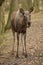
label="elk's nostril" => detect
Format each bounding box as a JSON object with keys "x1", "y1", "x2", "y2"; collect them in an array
[{"x1": 28, "y1": 22, "x2": 31, "y2": 27}]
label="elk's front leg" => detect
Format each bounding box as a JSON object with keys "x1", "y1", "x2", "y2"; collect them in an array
[
  {"x1": 24, "y1": 32, "x2": 27, "y2": 58},
  {"x1": 21, "y1": 33, "x2": 24, "y2": 55},
  {"x1": 16, "y1": 33, "x2": 19, "y2": 58}
]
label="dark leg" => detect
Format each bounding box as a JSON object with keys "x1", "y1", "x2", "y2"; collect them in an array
[
  {"x1": 11, "y1": 21, "x2": 15, "y2": 55},
  {"x1": 24, "y1": 32, "x2": 27, "y2": 58},
  {"x1": 21, "y1": 33, "x2": 24, "y2": 55},
  {"x1": 11, "y1": 31, "x2": 15, "y2": 55},
  {"x1": 16, "y1": 33, "x2": 19, "y2": 58}
]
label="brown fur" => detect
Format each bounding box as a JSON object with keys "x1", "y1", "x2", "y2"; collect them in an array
[{"x1": 11, "y1": 7, "x2": 33, "y2": 57}]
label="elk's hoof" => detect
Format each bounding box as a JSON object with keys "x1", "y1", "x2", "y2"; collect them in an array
[
  {"x1": 16, "y1": 54, "x2": 19, "y2": 58},
  {"x1": 24, "y1": 54, "x2": 28, "y2": 58},
  {"x1": 11, "y1": 52, "x2": 14, "y2": 55},
  {"x1": 22, "y1": 52, "x2": 25, "y2": 55}
]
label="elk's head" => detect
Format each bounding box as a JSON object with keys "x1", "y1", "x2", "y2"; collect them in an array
[{"x1": 24, "y1": 6, "x2": 34, "y2": 27}]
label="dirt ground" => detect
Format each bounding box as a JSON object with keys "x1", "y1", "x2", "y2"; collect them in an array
[{"x1": 0, "y1": 12, "x2": 43, "y2": 65}]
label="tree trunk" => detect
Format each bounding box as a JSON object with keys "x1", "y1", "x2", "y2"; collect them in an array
[
  {"x1": 34, "y1": 0, "x2": 39, "y2": 12},
  {"x1": 5, "y1": 0, "x2": 16, "y2": 31},
  {"x1": 27, "y1": 0, "x2": 32, "y2": 10},
  {"x1": 41, "y1": 0, "x2": 43, "y2": 10},
  {"x1": 0, "y1": 0, "x2": 5, "y2": 6},
  {"x1": 0, "y1": 6, "x2": 5, "y2": 34}
]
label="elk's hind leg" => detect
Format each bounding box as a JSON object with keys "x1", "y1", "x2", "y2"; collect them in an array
[
  {"x1": 16, "y1": 33, "x2": 19, "y2": 58},
  {"x1": 24, "y1": 32, "x2": 28, "y2": 58},
  {"x1": 21, "y1": 33, "x2": 24, "y2": 55},
  {"x1": 11, "y1": 20, "x2": 15, "y2": 55},
  {"x1": 11, "y1": 31, "x2": 15, "y2": 55}
]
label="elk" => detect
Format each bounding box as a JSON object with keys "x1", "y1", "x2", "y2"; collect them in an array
[{"x1": 11, "y1": 7, "x2": 33, "y2": 58}]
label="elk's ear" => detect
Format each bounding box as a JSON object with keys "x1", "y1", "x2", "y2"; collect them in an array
[
  {"x1": 29, "y1": 6, "x2": 34, "y2": 13},
  {"x1": 20, "y1": 8, "x2": 24, "y2": 15}
]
